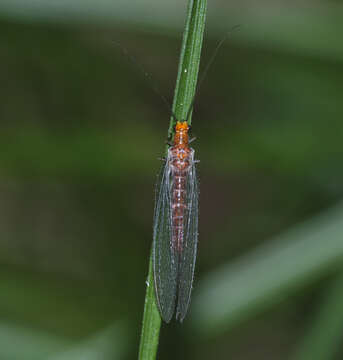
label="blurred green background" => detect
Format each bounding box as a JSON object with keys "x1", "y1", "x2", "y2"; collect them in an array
[{"x1": 1, "y1": 1, "x2": 343, "y2": 359}]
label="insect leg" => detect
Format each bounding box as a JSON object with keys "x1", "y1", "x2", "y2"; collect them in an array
[{"x1": 189, "y1": 137, "x2": 197, "y2": 143}]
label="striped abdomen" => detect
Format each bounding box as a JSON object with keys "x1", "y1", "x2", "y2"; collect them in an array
[
  {"x1": 153, "y1": 120, "x2": 198, "y2": 322},
  {"x1": 170, "y1": 148, "x2": 191, "y2": 253}
]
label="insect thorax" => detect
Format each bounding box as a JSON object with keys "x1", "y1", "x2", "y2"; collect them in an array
[{"x1": 168, "y1": 147, "x2": 194, "y2": 172}]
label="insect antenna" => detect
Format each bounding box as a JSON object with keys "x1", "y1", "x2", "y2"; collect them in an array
[
  {"x1": 184, "y1": 25, "x2": 241, "y2": 124},
  {"x1": 112, "y1": 40, "x2": 179, "y2": 123}
]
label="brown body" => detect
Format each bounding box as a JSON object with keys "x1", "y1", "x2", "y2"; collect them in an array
[
  {"x1": 153, "y1": 120, "x2": 198, "y2": 322},
  {"x1": 168, "y1": 121, "x2": 193, "y2": 252}
]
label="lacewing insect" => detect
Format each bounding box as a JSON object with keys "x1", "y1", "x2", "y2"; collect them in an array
[
  {"x1": 112, "y1": 29, "x2": 239, "y2": 323},
  {"x1": 151, "y1": 29, "x2": 240, "y2": 322},
  {"x1": 153, "y1": 120, "x2": 198, "y2": 322}
]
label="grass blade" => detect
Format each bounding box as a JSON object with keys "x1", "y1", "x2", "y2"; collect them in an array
[
  {"x1": 138, "y1": 258, "x2": 161, "y2": 360},
  {"x1": 168, "y1": 0, "x2": 207, "y2": 136},
  {"x1": 138, "y1": 0, "x2": 207, "y2": 358}
]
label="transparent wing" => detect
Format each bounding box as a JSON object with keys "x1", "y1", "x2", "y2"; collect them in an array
[
  {"x1": 152, "y1": 155, "x2": 178, "y2": 323},
  {"x1": 176, "y1": 154, "x2": 199, "y2": 322}
]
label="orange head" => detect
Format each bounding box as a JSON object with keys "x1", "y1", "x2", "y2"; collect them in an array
[{"x1": 175, "y1": 121, "x2": 189, "y2": 133}]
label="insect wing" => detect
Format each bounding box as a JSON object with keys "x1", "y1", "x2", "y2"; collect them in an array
[
  {"x1": 176, "y1": 153, "x2": 198, "y2": 321},
  {"x1": 152, "y1": 157, "x2": 178, "y2": 322}
]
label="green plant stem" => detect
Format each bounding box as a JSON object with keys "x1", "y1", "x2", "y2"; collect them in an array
[
  {"x1": 138, "y1": 257, "x2": 161, "y2": 360},
  {"x1": 138, "y1": 0, "x2": 207, "y2": 359},
  {"x1": 168, "y1": 0, "x2": 207, "y2": 137}
]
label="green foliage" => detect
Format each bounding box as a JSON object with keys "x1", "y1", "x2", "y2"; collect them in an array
[
  {"x1": 191, "y1": 202, "x2": 343, "y2": 336},
  {"x1": 0, "y1": 1, "x2": 343, "y2": 360},
  {"x1": 293, "y1": 270, "x2": 343, "y2": 360}
]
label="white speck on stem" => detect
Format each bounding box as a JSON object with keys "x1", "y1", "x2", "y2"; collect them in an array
[
  {"x1": 146, "y1": 279, "x2": 150, "y2": 287},
  {"x1": 184, "y1": 68, "x2": 187, "y2": 73}
]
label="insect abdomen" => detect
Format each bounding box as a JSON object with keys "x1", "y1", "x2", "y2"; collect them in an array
[{"x1": 171, "y1": 169, "x2": 188, "y2": 252}]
